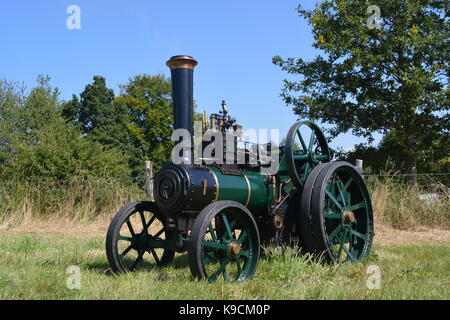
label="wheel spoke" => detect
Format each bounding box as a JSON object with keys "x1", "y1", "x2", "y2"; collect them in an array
[
  {"x1": 336, "y1": 179, "x2": 347, "y2": 206},
  {"x1": 139, "y1": 211, "x2": 146, "y2": 230},
  {"x1": 324, "y1": 210, "x2": 341, "y2": 219},
  {"x1": 222, "y1": 214, "x2": 234, "y2": 239},
  {"x1": 130, "y1": 251, "x2": 144, "y2": 270},
  {"x1": 144, "y1": 215, "x2": 156, "y2": 231},
  {"x1": 328, "y1": 224, "x2": 342, "y2": 242},
  {"x1": 237, "y1": 231, "x2": 248, "y2": 244},
  {"x1": 119, "y1": 244, "x2": 133, "y2": 258},
  {"x1": 348, "y1": 202, "x2": 365, "y2": 211},
  {"x1": 204, "y1": 241, "x2": 227, "y2": 251},
  {"x1": 118, "y1": 235, "x2": 132, "y2": 241},
  {"x1": 236, "y1": 259, "x2": 242, "y2": 274},
  {"x1": 325, "y1": 190, "x2": 343, "y2": 210},
  {"x1": 294, "y1": 155, "x2": 308, "y2": 160},
  {"x1": 296, "y1": 129, "x2": 308, "y2": 152},
  {"x1": 336, "y1": 232, "x2": 346, "y2": 259},
  {"x1": 126, "y1": 219, "x2": 135, "y2": 236},
  {"x1": 349, "y1": 228, "x2": 368, "y2": 241},
  {"x1": 149, "y1": 248, "x2": 160, "y2": 265},
  {"x1": 203, "y1": 251, "x2": 215, "y2": 265},
  {"x1": 209, "y1": 258, "x2": 230, "y2": 281},
  {"x1": 343, "y1": 177, "x2": 354, "y2": 191},
  {"x1": 239, "y1": 249, "x2": 249, "y2": 257},
  {"x1": 153, "y1": 227, "x2": 165, "y2": 239},
  {"x1": 308, "y1": 131, "x2": 316, "y2": 153},
  {"x1": 342, "y1": 244, "x2": 357, "y2": 262},
  {"x1": 301, "y1": 162, "x2": 311, "y2": 184},
  {"x1": 208, "y1": 223, "x2": 218, "y2": 241}
]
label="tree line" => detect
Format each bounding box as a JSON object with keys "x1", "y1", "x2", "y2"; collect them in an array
[{"x1": 0, "y1": 74, "x2": 174, "y2": 183}]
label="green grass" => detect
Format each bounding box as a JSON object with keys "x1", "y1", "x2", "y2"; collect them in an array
[{"x1": 0, "y1": 232, "x2": 448, "y2": 300}]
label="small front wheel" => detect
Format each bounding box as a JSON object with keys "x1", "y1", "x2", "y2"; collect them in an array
[
  {"x1": 188, "y1": 201, "x2": 260, "y2": 282},
  {"x1": 106, "y1": 201, "x2": 175, "y2": 273}
]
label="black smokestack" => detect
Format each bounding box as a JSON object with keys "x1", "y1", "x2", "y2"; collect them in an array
[{"x1": 166, "y1": 55, "x2": 198, "y2": 136}]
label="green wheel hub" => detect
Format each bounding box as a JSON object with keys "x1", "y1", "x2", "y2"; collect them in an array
[{"x1": 188, "y1": 201, "x2": 260, "y2": 282}]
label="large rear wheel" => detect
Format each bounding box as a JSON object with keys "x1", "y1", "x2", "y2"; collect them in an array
[{"x1": 298, "y1": 162, "x2": 374, "y2": 262}]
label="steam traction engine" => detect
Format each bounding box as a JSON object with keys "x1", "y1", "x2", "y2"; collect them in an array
[{"x1": 105, "y1": 56, "x2": 374, "y2": 282}]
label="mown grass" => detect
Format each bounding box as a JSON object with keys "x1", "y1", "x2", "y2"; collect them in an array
[{"x1": 0, "y1": 232, "x2": 448, "y2": 300}]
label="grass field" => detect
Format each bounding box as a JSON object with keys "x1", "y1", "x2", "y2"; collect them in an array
[
  {"x1": 0, "y1": 178, "x2": 448, "y2": 300},
  {"x1": 0, "y1": 223, "x2": 449, "y2": 300}
]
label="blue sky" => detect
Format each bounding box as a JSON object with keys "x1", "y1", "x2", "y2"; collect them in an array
[{"x1": 0, "y1": 0, "x2": 381, "y2": 150}]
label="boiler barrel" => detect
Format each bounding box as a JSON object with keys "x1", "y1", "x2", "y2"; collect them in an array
[
  {"x1": 154, "y1": 163, "x2": 269, "y2": 216},
  {"x1": 207, "y1": 166, "x2": 269, "y2": 211}
]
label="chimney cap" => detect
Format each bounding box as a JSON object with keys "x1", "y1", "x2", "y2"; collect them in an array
[{"x1": 166, "y1": 55, "x2": 198, "y2": 70}]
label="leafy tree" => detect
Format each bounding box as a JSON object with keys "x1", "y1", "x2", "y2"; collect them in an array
[
  {"x1": 116, "y1": 74, "x2": 174, "y2": 176},
  {"x1": 62, "y1": 76, "x2": 133, "y2": 173},
  {"x1": 62, "y1": 76, "x2": 131, "y2": 150},
  {"x1": 0, "y1": 77, "x2": 129, "y2": 181},
  {"x1": 339, "y1": 129, "x2": 449, "y2": 175},
  {"x1": 273, "y1": 0, "x2": 449, "y2": 177},
  {"x1": 63, "y1": 76, "x2": 115, "y2": 134}
]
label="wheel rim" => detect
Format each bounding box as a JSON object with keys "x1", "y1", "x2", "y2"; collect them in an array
[
  {"x1": 115, "y1": 207, "x2": 171, "y2": 271},
  {"x1": 285, "y1": 121, "x2": 330, "y2": 188},
  {"x1": 322, "y1": 166, "x2": 373, "y2": 262},
  {"x1": 201, "y1": 209, "x2": 259, "y2": 282}
]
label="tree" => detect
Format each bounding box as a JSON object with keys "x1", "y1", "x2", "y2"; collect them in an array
[
  {"x1": 273, "y1": 0, "x2": 449, "y2": 177},
  {"x1": 62, "y1": 76, "x2": 130, "y2": 148},
  {"x1": 339, "y1": 129, "x2": 450, "y2": 175},
  {"x1": 116, "y1": 74, "x2": 174, "y2": 176},
  {"x1": 62, "y1": 76, "x2": 132, "y2": 172},
  {"x1": 0, "y1": 77, "x2": 130, "y2": 181},
  {"x1": 63, "y1": 76, "x2": 115, "y2": 134}
]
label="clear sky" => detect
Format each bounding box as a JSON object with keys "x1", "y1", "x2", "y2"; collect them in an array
[{"x1": 0, "y1": 0, "x2": 381, "y2": 150}]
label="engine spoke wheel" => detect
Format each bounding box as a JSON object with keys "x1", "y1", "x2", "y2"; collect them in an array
[
  {"x1": 106, "y1": 201, "x2": 175, "y2": 273},
  {"x1": 285, "y1": 121, "x2": 331, "y2": 189},
  {"x1": 188, "y1": 201, "x2": 260, "y2": 282},
  {"x1": 299, "y1": 162, "x2": 374, "y2": 263}
]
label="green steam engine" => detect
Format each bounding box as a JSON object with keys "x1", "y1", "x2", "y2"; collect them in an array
[{"x1": 105, "y1": 56, "x2": 374, "y2": 282}]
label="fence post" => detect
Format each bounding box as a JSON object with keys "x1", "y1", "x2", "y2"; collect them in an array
[
  {"x1": 355, "y1": 159, "x2": 363, "y2": 169},
  {"x1": 355, "y1": 159, "x2": 364, "y2": 178},
  {"x1": 145, "y1": 160, "x2": 154, "y2": 201}
]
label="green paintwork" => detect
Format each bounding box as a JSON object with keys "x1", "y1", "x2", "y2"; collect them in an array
[
  {"x1": 201, "y1": 210, "x2": 259, "y2": 282},
  {"x1": 207, "y1": 166, "x2": 270, "y2": 212},
  {"x1": 202, "y1": 121, "x2": 331, "y2": 214},
  {"x1": 323, "y1": 166, "x2": 373, "y2": 262}
]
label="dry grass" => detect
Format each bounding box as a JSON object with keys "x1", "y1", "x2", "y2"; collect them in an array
[
  {"x1": 1, "y1": 177, "x2": 448, "y2": 237},
  {"x1": 0, "y1": 179, "x2": 146, "y2": 227},
  {"x1": 368, "y1": 177, "x2": 449, "y2": 230}
]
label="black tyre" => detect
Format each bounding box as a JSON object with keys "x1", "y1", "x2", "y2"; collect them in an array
[
  {"x1": 188, "y1": 201, "x2": 260, "y2": 282},
  {"x1": 106, "y1": 201, "x2": 175, "y2": 273},
  {"x1": 297, "y1": 162, "x2": 329, "y2": 252},
  {"x1": 298, "y1": 162, "x2": 374, "y2": 262}
]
